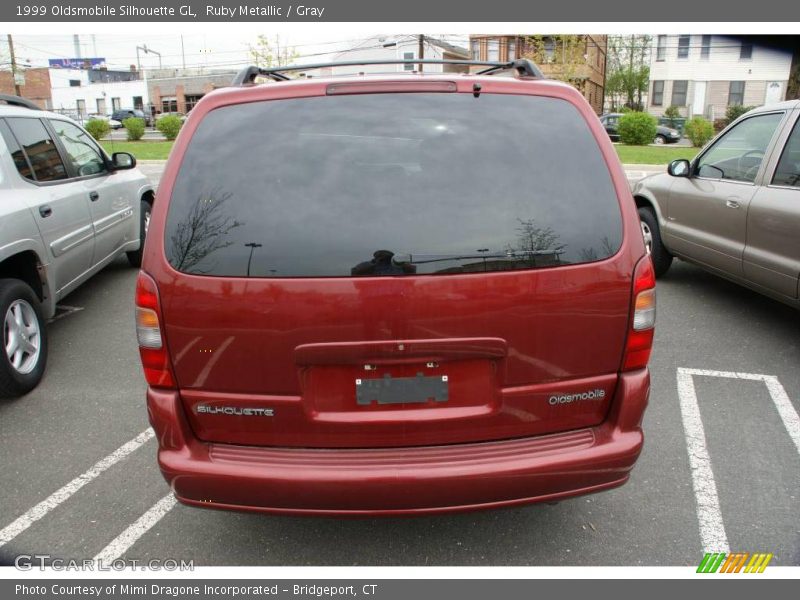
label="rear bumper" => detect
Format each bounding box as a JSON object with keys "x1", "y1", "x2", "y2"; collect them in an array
[{"x1": 147, "y1": 369, "x2": 649, "y2": 516}]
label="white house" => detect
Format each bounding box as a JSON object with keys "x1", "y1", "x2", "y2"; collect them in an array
[
  {"x1": 647, "y1": 35, "x2": 793, "y2": 120},
  {"x1": 49, "y1": 68, "x2": 149, "y2": 120},
  {"x1": 319, "y1": 35, "x2": 469, "y2": 76}
]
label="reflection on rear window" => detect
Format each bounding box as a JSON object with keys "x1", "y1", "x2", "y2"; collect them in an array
[{"x1": 165, "y1": 92, "x2": 622, "y2": 277}]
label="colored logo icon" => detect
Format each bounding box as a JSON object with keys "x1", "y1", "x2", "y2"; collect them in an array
[{"x1": 697, "y1": 552, "x2": 773, "y2": 573}]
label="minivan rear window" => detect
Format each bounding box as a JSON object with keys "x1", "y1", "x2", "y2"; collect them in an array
[{"x1": 165, "y1": 92, "x2": 622, "y2": 277}]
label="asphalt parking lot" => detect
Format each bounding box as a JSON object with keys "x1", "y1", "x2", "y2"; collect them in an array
[{"x1": 0, "y1": 166, "x2": 798, "y2": 567}]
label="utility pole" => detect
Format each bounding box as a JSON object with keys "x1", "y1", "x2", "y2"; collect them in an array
[
  {"x1": 7, "y1": 35, "x2": 21, "y2": 96},
  {"x1": 418, "y1": 34, "x2": 424, "y2": 72}
]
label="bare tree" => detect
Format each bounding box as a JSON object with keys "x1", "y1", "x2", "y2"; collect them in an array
[{"x1": 169, "y1": 188, "x2": 243, "y2": 273}]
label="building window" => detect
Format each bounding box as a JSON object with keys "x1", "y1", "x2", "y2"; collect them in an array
[
  {"x1": 507, "y1": 39, "x2": 516, "y2": 61},
  {"x1": 111, "y1": 97, "x2": 121, "y2": 111},
  {"x1": 403, "y1": 51, "x2": 415, "y2": 71},
  {"x1": 677, "y1": 35, "x2": 690, "y2": 59},
  {"x1": 656, "y1": 35, "x2": 666, "y2": 61},
  {"x1": 701, "y1": 35, "x2": 711, "y2": 59},
  {"x1": 729, "y1": 81, "x2": 745, "y2": 106},
  {"x1": 96, "y1": 98, "x2": 106, "y2": 114},
  {"x1": 487, "y1": 39, "x2": 499, "y2": 62},
  {"x1": 740, "y1": 43, "x2": 753, "y2": 60},
  {"x1": 185, "y1": 94, "x2": 203, "y2": 113},
  {"x1": 76, "y1": 99, "x2": 86, "y2": 117},
  {"x1": 672, "y1": 80, "x2": 688, "y2": 106},
  {"x1": 69, "y1": 79, "x2": 81, "y2": 87},
  {"x1": 652, "y1": 81, "x2": 665, "y2": 106},
  {"x1": 161, "y1": 97, "x2": 178, "y2": 113},
  {"x1": 132, "y1": 96, "x2": 143, "y2": 110},
  {"x1": 471, "y1": 39, "x2": 479, "y2": 61}
]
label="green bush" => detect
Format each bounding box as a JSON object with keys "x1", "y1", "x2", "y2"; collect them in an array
[
  {"x1": 724, "y1": 104, "x2": 755, "y2": 126},
  {"x1": 618, "y1": 112, "x2": 658, "y2": 146},
  {"x1": 156, "y1": 115, "x2": 183, "y2": 141},
  {"x1": 122, "y1": 117, "x2": 145, "y2": 141},
  {"x1": 684, "y1": 117, "x2": 715, "y2": 147},
  {"x1": 84, "y1": 118, "x2": 110, "y2": 141},
  {"x1": 663, "y1": 105, "x2": 681, "y2": 128}
]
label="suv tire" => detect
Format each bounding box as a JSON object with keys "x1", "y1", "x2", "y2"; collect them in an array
[
  {"x1": 654, "y1": 134, "x2": 667, "y2": 145},
  {"x1": 127, "y1": 200, "x2": 152, "y2": 268},
  {"x1": 638, "y1": 207, "x2": 673, "y2": 277},
  {"x1": 0, "y1": 279, "x2": 48, "y2": 398}
]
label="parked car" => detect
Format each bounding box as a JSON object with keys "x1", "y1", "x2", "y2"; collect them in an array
[
  {"x1": 87, "y1": 113, "x2": 122, "y2": 129},
  {"x1": 155, "y1": 111, "x2": 188, "y2": 123},
  {"x1": 0, "y1": 95, "x2": 154, "y2": 397},
  {"x1": 111, "y1": 108, "x2": 151, "y2": 127},
  {"x1": 600, "y1": 112, "x2": 682, "y2": 144},
  {"x1": 136, "y1": 59, "x2": 655, "y2": 516},
  {"x1": 633, "y1": 100, "x2": 799, "y2": 307}
]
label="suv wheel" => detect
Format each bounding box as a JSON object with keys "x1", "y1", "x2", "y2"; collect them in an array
[
  {"x1": 653, "y1": 134, "x2": 667, "y2": 145},
  {"x1": 0, "y1": 279, "x2": 48, "y2": 398},
  {"x1": 638, "y1": 207, "x2": 673, "y2": 277},
  {"x1": 127, "y1": 200, "x2": 152, "y2": 268}
]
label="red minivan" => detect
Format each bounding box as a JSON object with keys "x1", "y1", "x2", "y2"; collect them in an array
[{"x1": 136, "y1": 59, "x2": 655, "y2": 516}]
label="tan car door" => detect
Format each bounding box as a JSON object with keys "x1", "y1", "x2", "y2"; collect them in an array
[
  {"x1": 743, "y1": 111, "x2": 800, "y2": 299},
  {"x1": 664, "y1": 111, "x2": 786, "y2": 276}
]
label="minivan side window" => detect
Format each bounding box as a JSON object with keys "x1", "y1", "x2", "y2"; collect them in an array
[
  {"x1": 4, "y1": 117, "x2": 68, "y2": 183},
  {"x1": 696, "y1": 112, "x2": 784, "y2": 183},
  {"x1": 49, "y1": 119, "x2": 108, "y2": 177},
  {"x1": 771, "y1": 117, "x2": 800, "y2": 188}
]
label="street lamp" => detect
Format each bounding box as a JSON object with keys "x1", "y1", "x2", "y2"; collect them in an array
[
  {"x1": 245, "y1": 243, "x2": 263, "y2": 277},
  {"x1": 136, "y1": 44, "x2": 162, "y2": 72}
]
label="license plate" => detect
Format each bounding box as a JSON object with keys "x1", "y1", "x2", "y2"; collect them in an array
[{"x1": 356, "y1": 373, "x2": 449, "y2": 405}]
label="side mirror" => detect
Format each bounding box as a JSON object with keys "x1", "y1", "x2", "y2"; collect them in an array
[
  {"x1": 668, "y1": 159, "x2": 691, "y2": 178},
  {"x1": 111, "y1": 152, "x2": 136, "y2": 170}
]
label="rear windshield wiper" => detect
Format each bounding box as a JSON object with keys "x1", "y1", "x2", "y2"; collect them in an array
[{"x1": 391, "y1": 250, "x2": 562, "y2": 266}]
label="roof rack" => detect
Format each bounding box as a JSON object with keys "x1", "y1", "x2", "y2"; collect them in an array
[
  {"x1": 0, "y1": 94, "x2": 42, "y2": 110},
  {"x1": 231, "y1": 59, "x2": 544, "y2": 86}
]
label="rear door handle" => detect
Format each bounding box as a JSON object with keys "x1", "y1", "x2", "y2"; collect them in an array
[
  {"x1": 39, "y1": 205, "x2": 52, "y2": 218},
  {"x1": 725, "y1": 199, "x2": 740, "y2": 209},
  {"x1": 89, "y1": 191, "x2": 99, "y2": 202}
]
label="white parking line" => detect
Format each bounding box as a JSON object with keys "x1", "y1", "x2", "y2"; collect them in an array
[
  {"x1": 676, "y1": 368, "x2": 729, "y2": 554},
  {"x1": 47, "y1": 304, "x2": 85, "y2": 323},
  {"x1": 0, "y1": 428, "x2": 154, "y2": 549},
  {"x1": 94, "y1": 494, "x2": 177, "y2": 563},
  {"x1": 676, "y1": 367, "x2": 800, "y2": 554}
]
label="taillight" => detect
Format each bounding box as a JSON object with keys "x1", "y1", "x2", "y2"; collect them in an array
[
  {"x1": 135, "y1": 271, "x2": 175, "y2": 388},
  {"x1": 622, "y1": 256, "x2": 656, "y2": 371}
]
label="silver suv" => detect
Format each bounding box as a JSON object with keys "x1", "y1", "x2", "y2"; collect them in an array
[
  {"x1": 633, "y1": 100, "x2": 800, "y2": 308},
  {"x1": 0, "y1": 95, "x2": 153, "y2": 397}
]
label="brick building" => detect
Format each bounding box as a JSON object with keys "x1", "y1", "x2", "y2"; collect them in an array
[
  {"x1": 468, "y1": 35, "x2": 607, "y2": 114},
  {"x1": 0, "y1": 68, "x2": 52, "y2": 108},
  {"x1": 147, "y1": 69, "x2": 238, "y2": 115}
]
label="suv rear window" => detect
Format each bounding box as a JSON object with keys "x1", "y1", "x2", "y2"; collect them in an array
[{"x1": 165, "y1": 92, "x2": 622, "y2": 277}]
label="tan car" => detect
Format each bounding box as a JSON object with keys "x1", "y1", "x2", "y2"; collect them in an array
[{"x1": 633, "y1": 100, "x2": 800, "y2": 308}]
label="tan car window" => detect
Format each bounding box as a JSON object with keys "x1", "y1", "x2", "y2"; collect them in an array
[
  {"x1": 772, "y1": 118, "x2": 800, "y2": 188},
  {"x1": 696, "y1": 112, "x2": 783, "y2": 183},
  {"x1": 50, "y1": 120, "x2": 108, "y2": 177}
]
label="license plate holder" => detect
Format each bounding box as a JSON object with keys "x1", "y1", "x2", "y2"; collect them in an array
[{"x1": 356, "y1": 373, "x2": 449, "y2": 405}]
